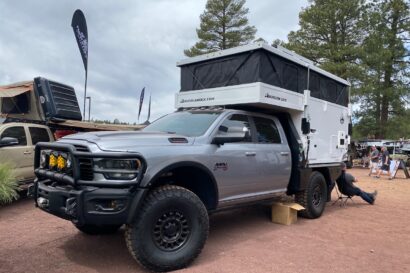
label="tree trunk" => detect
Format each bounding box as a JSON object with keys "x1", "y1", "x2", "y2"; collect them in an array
[{"x1": 379, "y1": 0, "x2": 400, "y2": 138}]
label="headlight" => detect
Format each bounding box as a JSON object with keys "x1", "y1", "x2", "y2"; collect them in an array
[
  {"x1": 40, "y1": 150, "x2": 48, "y2": 168},
  {"x1": 94, "y1": 159, "x2": 141, "y2": 180}
]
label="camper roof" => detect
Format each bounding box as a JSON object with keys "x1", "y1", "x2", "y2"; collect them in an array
[{"x1": 177, "y1": 42, "x2": 350, "y2": 87}]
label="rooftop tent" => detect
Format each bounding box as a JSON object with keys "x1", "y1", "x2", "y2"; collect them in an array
[
  {"x1": 0, "y1": 78, "x2": 82, "y2": 121},
  {"x1": 178, "y1": 43, "x2": 350, "y2": 107},
  {"x1": 33, "y1": 77, "x2": 82, "y2": 121},
  {"x1": 0, "y1": 81, "x2": 32, "y2": 115},
  {"x1": 0, "y1": 81, "x2": 32, "y2": 98}
]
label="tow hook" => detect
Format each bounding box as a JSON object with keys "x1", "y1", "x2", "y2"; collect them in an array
[
  {"x1": 65, "y1": 197, "x2": 77, "y2": 217},
  {"x1": 37, "y1": 197, "x2": 49, "y2": 209},
  {"x1": 27, "y1": 184, "x2": 35, "y2": 197}
]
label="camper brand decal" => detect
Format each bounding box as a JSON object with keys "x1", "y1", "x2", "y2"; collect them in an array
[
  {"x1": 180, "y1": 97, "x2": 215, "y2": 104},
  {"x1": 214, "y1": 162, "x2": 228, "y2": 171},
  {"x1": 265, "y1": 93, "x2": 287, "y2": 102}
]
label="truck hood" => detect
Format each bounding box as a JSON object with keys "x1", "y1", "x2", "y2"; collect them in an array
[{"x1": 60, "y1": 131, "x2": 195, "y2": 152}]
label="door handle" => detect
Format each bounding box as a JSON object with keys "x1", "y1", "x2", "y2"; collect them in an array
[
  {"x1": 280, "y1": 152, "x2": 290, "y2": 156},
  {"x1": 23, "y1": 151, "x2": 32, "y2": 155},
  {"x1": 245, "y1": 152, "x2": 256, "y2": 157}
]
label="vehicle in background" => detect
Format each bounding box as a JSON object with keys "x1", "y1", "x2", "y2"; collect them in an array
[
  {"x1": 0, "y1": 122, "x2": 54, "y2": 188},
  {"x1": 0, "y1": 78, "x2": 143, "y2": 188}
]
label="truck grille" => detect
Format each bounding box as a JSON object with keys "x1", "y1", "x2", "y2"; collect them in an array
[
  {"x1": 74, "y1": 145, "x2": 94, "y2": 181},
  {"x1": 79, "y1": 159, "x2": 94, "y2": 180}
]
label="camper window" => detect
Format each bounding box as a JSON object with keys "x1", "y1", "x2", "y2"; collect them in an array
[
  {"x1": 283, "y1": 64, "x2": 298, "y2": 92},
  {"x1": 1, "y1": 92, "x2": 30, "y2": 114},
  {"x1": 309, "y1": 72, "x2": 320, "y2": 98}
]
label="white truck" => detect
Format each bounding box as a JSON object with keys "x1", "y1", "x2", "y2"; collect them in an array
[{"x1": 31, "y1": 43, "x2": 351, "y2": 271}]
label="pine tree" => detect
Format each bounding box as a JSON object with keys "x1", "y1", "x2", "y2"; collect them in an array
[
  {"x1": 354, "y1": 0, "x2": 410, "y2": 138},
  {"x1": 286, "y1": 0, "x2": 366, "y2": 80},
  {"x1": 184, "y1": 0, "x2": 256, "y2": 57},
  {"x1": 285, "y1": 0, "x2": 410, "y2": 139}
]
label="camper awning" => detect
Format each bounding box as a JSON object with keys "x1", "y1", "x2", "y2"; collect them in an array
[{"x1": 0, "y1": 81, "x2": 33, "y2": 98}]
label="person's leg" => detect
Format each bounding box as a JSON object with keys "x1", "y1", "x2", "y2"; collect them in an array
[
  {"x1": 358, "y1": 190, "x2": 375, "y2": 204},
  {"x1": 369, "y1": 162, "x2": 377, "y2": 176}
]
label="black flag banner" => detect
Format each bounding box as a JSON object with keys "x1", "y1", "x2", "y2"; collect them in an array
[
  {"x1": 71, "y1": 10, "x2": 88, "y2": 70},
  {"x1": 138, "y1": 87, "x2": 145, "y2": 121},
  {"x1": 71, "y1": 9, "x2": 88, "y2": 120}
]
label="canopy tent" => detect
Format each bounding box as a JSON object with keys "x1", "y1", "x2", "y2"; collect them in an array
[{"x1": 0, "y1": 81, "x2": 33, "y2": 98}]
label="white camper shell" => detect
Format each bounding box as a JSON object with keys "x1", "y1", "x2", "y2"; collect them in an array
[{"x1": 175, "y1": 43, "x2": 351, "y2": 166}]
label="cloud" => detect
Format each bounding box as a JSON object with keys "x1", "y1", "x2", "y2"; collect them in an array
[{"x1": 0, "y1": 0, "x2": 307, "y2": 123}]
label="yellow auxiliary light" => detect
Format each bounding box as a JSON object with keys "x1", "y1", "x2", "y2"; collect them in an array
[
  {"x1": 57, "y1": 155, "x2": 66, "y2": 170},
  {"x1": 49, "y1": 154, "x2": 57, "y2": 168}
]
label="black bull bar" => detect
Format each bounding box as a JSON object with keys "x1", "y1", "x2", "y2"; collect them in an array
[{"x1": 34, "y1": 142, "x2": 146, "y2": 187}]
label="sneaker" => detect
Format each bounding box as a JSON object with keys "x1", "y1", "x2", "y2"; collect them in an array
[{"x1": 370, "y1": 190, "x2": 378, "y2": 205}]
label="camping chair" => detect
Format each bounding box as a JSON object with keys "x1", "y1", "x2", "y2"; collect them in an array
[{"x1": 332, "y1": 184, "x2": 354, "y2": 207}]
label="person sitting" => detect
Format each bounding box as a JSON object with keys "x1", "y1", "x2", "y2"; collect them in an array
[{"x1": 336, "y1": 162, "x2": 377, "y2": 205}]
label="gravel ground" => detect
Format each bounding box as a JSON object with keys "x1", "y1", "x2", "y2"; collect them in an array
[{"x1": 0, "y1": 168, "x2": 409, "y2": 273}]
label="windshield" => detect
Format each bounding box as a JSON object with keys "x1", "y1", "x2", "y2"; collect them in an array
[{"x1": 143, "y1": 111, "x2": 221, "y2": 137}]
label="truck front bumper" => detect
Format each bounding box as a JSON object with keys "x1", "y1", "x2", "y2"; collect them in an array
[{"x1": 30, "y1": 180, "x2": 138, "y2": 226}]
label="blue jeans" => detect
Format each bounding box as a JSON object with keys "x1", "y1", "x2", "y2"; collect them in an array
[{"x1": 358, "y1": 191, "x2": 374, "y2": 204}]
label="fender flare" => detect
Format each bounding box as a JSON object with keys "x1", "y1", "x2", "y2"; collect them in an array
[{"x1": 126, "y1": 161, "x2": 218, "y2": 224}]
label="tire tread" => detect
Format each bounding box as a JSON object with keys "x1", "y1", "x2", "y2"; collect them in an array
[{"x1": 125, "y1": 185, "x2": 209, "y2": 272}]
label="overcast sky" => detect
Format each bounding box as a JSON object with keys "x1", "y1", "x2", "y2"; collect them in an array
[{"x1": 0, "y1": 0, "x2": 308, "y2": 123}]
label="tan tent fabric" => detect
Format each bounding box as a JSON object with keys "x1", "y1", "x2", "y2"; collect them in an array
[{"x1": 0, "y1": 81, "x2": 33, "y2": 98}]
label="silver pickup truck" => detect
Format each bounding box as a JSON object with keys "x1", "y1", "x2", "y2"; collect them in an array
[{"x1": 31, "y1": 108, "x2": 337, "y2": 272}]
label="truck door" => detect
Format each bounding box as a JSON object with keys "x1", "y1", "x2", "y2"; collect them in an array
[
  {"x1": 212, "y1": 114, "x2": 264, "y2": 202},
  {"x1": 251, "y1": 116, "x2": 292, "y2": 192},
  {"x1": 0, "y1": 125, "x2": 33, "y2": 182}
]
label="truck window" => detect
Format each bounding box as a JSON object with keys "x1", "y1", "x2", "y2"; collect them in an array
[
  {"x1": 253, "y1": 117, "x2": 281, "y2": 144},
  {"x1": 219, "y1": 114, "x2": 252, "y2": 142},
  {"x1": 1, "y1": 126, "x2": 27, "y2": 146},
  {"x1": 29, "y1": 127, "x2": 50, "y2": 145},
  {"x1": 144, "y1": 111, "x2": 221, "y2": 137}
]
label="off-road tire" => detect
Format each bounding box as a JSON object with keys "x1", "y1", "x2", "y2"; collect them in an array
[
  {"x1": 295, "y1": 171, "x2": 327, "y2": 219},
  {"x1": 73, "y1": 223, "x2": 122, "y2": 235},
  {"x1": 125, "y1": 185, "x2": 209, "y2": 272}
]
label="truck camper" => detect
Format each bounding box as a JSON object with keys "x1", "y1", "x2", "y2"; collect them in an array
[{"x1": 32, "y1": 43, "x2": 352, "y2": 271}]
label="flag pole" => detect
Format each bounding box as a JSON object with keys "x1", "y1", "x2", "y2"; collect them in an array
[{"x1": 83, "y1": 71, "x2": 87, "y2": 120}]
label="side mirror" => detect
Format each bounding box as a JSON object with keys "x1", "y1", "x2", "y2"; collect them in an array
[
  {"x1": 302, "y1": 118, "x2": 310, "y2": 134},
  {"x1": 212, "y1": 126, "x2": 247, "y2": 145},
  {"x1": 0, "y1": 137, "x2": 19, "y2": 147},
  {"x1": 348, "y1": 123, "x2": 352, "y2": 136}
]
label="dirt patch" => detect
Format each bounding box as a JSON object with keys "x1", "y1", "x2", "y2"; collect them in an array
[{"x1": 0, "y1": 168, "x2": 409, "y2": 273}]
